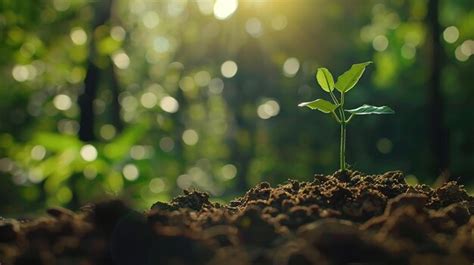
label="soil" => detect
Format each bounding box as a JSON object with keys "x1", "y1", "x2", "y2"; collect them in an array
[{"x1": 0, "y1": 170, "x2": 473, "y2": 265}]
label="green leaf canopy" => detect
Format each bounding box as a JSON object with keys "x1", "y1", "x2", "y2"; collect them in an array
[
  {"x1": 298, "y1": 99, "x2": 338, "y2": 113},
  {"x1": 335, "y1": 61, "x2": 372, "y2": 93},
  {"x1": 345, "y1": 104, "x2": 394, "y2": 115},
  {"x1": 316, "y1": 68, "x2": 335, "y2": 92}
]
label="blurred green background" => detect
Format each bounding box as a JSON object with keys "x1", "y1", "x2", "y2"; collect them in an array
[{"x1": 0, "y1": 0, "x2": 473, "y2": 215}]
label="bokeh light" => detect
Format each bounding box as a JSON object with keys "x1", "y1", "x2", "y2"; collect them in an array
[
  {"x1": 140, "y1": 92, "x2": 158, "y2": 109},
  {"x1": 443, "y1": 26, "x2": 459, "y2": 44},
  {"x1": 282, "y1": 57, "x2": 299, "y2": 77},
  {"x1": 246, "y1": 18, "x2": 263, "y2": 38},
  {"x1": 159, "y1": 137, "x2": 175, "y2": 152},
  {"x1": 12, "y1": 65, "x2": 34, "y2": 82},
  {"x1": 182, "y1": 129, "x2": 199, "y2": 146},
  {"x1": 100, "y1": 124, "x2": 117, "y2": 140},
  {"x1": 401, "y1": 44, "x2": 416, "y2": 59},
  {"x1": 110, "y1": 26, "x2": 126, "y2": 41},
  {"x1": 112, "y1": 51, "x2": 130, "y2": 69},
  {"x1": 80, "y1": 144, "x2": 98, "y2": 162},
  {"x1": 53, "y1": 0, "x2": 70, "y2": 11},
  {"x1": 373, "y1": 35, "x2": 389, "y2": 51},
  {"x1": 221, "y1": 60, "x2": 238, "y2": 78},
  {"x1": 160, "y1": 96, "x2": 179, "y2": 113},
  {"x1": 53, "y1": 94, "x2": 72, "y2": 111},
  {"x1": 149, "y1": 178, "x2": 166, "y2": 193},
  {"x1": 271, "y1": 15, "x2": 288, "y2": 31},
  {"x1": 376, "y1": 138, "x2": 393, "y2": 154},
  {"x1": 123, "y1": 164, "x2": 139, "y2": 181},
  {"x1": 70, "y1": 27, "x2": 87, "y2": 45},
  {"x1": 143, "y1": 11, "x2": 160, "y2": 29},
  {"x1": 257, "y1": 100, "x2": 280, "y2": 119},
  {"x1": 194, "y1": 71, "x2": 211, "y2": 87},
  {"x1": 208, "y1": 78, "x2": 224, "y2": 94},
  {"x1": 30, "y1": 145, "x2": 46, "y2": 161},
  {"x1": 221, "y1": 164, "x2": 237, "y2": 180},
  {"x1": 83, "y1": 165, "x2": 97, "y2": 180}
]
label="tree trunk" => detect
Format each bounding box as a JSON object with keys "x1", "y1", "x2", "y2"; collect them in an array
[
  {"x1": 426, "y1": 0, "x2": 450, "y2": 178},
  {"x1": 78, "y1": 0, "x2": 113, "y2": 141},
  {"x1": 79, "y1": 62, "x2": 99, "y2": 141},
  {"x1": 108, "y1": 66, "x2": 124, "y2": 133}
]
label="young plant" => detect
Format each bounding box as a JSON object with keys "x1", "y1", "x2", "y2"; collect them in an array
[{"x1": 298, "y1": 61, "x2": 394, "y2": 171}]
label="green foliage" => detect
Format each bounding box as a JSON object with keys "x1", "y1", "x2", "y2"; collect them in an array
[
  {"x1": 316, "y1": 68, "x2": 335, "y2": 92},
  {"x1": 299, "y1": 62, "x2": 394, "y2": 170},
  {"x1": 335, "y1": 62, "x2": 372, "y2": 93},
  {"x1": 345, "y1": 104, "x2": 395, "y2": 115},
  {"x1": 298, "y1": 99, "x2": 338, "y2": 113}
]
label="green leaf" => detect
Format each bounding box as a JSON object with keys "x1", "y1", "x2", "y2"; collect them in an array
[
  {"x1": 335, "y1": 61, "x2": 372, "y2": 93},
  {"x1": 345, "y1": 104, "x2": 394, "y2": 115},
  {"x1": 34, "y1": 133, "x2": 81, "y2": 152},
  {"x1": 103, "y1": 123, "x2": 148, "y2": 160},
  {"x1": 298, "y1": 99, "x2": 338, "y2": 113},
  {"x1": 316, "y1": 68, "x2": 335, "y2": 92}
]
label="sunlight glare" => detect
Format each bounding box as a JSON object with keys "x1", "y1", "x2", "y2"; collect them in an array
[{"x1": 214, "y1": 0, "x2": 238, "y2": 20}]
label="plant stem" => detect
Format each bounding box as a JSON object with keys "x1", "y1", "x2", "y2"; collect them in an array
[
  {"x1": 340, "y1": 121, "x2": 346, "y2": 170},
  {"x1": 346, "y1": 114, "x2": 354, "y2": 123},
  {"x1": 329, "y1": 90, "x2": 340, "y2": 105},
  {"x1": 339, "y1": 92, "x2": 347, "y2": 171},
  {"x1": 331, "y1": 111, "x2": 341, "y2": 123}
]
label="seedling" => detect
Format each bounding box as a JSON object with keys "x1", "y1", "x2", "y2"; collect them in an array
[{"x1": 298, "y1": 61, "x2": 394, "y2": 171}]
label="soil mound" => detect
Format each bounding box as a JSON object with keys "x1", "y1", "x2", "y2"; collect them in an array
[{"x1": 1, "y1": 171, "x2": 473, "y2": 265}]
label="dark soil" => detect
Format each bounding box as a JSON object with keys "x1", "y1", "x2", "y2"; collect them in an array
[{"x1": 1, "y1": 170, "x2": 473, "y2": 265}]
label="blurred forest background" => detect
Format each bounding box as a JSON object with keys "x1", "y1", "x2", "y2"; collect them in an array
[{"x1": 0, "y1": 0, "x2": 473, "y2": 215}]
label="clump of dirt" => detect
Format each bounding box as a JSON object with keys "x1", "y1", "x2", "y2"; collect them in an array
[{"x1": 0, "y1": 170, "x2": 473, "y2": 265}]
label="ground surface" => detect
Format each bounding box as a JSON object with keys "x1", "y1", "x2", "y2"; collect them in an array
[{"x1": 0, "y1": 170, "x2": 473, "y2": 265}]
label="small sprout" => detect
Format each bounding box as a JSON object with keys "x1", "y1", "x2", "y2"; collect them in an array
[{"x1": 298, "y1": 61, "x2": 394, "y2": 170}]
